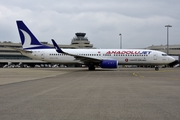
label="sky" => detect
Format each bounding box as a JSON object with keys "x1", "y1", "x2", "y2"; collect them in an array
[{"x1": 0, "y1": 0, "x2": 179, "y2": 49}]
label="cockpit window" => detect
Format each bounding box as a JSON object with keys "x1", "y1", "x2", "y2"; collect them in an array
[{"x1": 162, "y1": 54, "x2": 167, "y2": 56}]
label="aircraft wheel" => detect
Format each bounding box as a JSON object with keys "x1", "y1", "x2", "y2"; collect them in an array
[{"x1": 88, "y1": 65, "x2": 95, "y2": 70}]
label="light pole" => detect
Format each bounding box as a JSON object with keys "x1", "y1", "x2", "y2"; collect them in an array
[
  {"x1": 119, "y1": 34, "x2": 122, "y2": 49},
  {"x1": 165, "y1": 25, "x2": 172, "y2": 55}
]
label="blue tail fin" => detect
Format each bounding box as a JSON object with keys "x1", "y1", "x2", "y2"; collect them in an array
[{"x1": 16, "y1": 21, "x2": 52, "y2": 49}]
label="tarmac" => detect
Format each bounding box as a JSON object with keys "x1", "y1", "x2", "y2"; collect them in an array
[{"x1": 0, "y1": 67, "x2": 180, "y2": 120}]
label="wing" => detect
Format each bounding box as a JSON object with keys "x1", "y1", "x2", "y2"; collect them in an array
[{"x1": 51, "y1": 39, "x2": 102, "y2": 64}]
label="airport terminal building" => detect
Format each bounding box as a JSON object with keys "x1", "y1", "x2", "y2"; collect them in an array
[{"x1": 0, "y1": 33, "x2": 180, "y2": 67}]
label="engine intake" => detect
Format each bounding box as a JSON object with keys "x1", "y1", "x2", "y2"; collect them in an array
[{"x1": 100, "y1": 60, "x2": 118, "y2": 68}]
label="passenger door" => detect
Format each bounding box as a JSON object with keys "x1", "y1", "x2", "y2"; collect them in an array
[{"x1": 153, "y1": 53, "x2": 157, "y2": 60}]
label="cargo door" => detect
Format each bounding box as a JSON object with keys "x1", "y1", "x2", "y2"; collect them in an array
[{"x1": 41, "y1": 51, "x2": 45, "y2": 60}]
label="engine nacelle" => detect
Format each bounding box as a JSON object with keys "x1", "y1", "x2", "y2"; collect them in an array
[{"x1": 100, "y1": 60, "x2": 118, "y2": 68}]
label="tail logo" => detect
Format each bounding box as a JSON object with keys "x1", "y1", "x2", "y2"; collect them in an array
[{"x1": 19, "y1": 29, "x2": 41, "y2": 49}]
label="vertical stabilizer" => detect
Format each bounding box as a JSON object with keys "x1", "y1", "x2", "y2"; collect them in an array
[{"x1": 16, "y1": 21, "x2": 51, "y2": 49}]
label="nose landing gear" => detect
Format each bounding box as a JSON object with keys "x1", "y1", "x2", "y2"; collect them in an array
[{"x1": 155, "y1": 66, "x2": 159, "y2": 71}]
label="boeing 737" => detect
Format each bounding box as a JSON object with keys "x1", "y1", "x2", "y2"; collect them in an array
[{"x1": 16, "y1": 20, "x2": 175, "y2": 71}]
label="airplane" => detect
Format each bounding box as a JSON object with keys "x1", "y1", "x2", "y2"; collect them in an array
[{"x1": 16, "y1": 20, "x2": 175, "y2": 71}]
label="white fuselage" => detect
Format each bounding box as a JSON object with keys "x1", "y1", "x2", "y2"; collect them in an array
[{"x1": 21, "y1": 49, "x2": 175, "y2": 65}]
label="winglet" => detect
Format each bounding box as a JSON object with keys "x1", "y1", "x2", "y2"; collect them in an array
[{"x1": 51, "y1": 39, "x2": 64, "y2": 53}]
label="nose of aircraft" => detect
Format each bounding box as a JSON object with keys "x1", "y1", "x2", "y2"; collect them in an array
[{"x1": 168, "y1": 56, "x2": 176, "y2": 63}]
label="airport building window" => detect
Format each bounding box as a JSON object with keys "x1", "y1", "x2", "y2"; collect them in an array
[
  {"x1": 0, "y1": 50, "x2": 19, "y2": 53},
  {"x1": 0, "y1": 55, "x2": 32, "y2": 60}
]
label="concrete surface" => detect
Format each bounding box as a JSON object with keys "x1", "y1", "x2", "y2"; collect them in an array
[
  {"x1": 0, "y1": 68, "x2": 70, "y2": 85},
  {"x1": 0, "y1": 68, "x2": 180, "y2": 120}
]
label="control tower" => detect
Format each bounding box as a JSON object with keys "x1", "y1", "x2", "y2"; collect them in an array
[{"x1": 71, "y1": 33, "x2": 93, "y2": 48}]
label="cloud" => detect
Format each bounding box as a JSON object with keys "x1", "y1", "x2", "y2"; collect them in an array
[{"x1": 0, "y1": 0, "x2": 179, "y2": 48}]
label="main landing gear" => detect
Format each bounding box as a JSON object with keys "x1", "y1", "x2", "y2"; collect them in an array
[
  {"x1": 155, "y1": 66, "x2": 159, "y2": 71},
  {"x1": 88, "y1": 64, "x2": 95, "y2": 70}
]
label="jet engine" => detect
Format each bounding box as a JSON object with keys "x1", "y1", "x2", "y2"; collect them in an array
[{"x1": 100, "y1": 60, "x2": 118, "y2": 68}]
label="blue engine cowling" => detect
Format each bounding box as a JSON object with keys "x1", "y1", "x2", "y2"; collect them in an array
[{"x1": 100, "y1": 60, "x2": 118, "y2": 68}]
